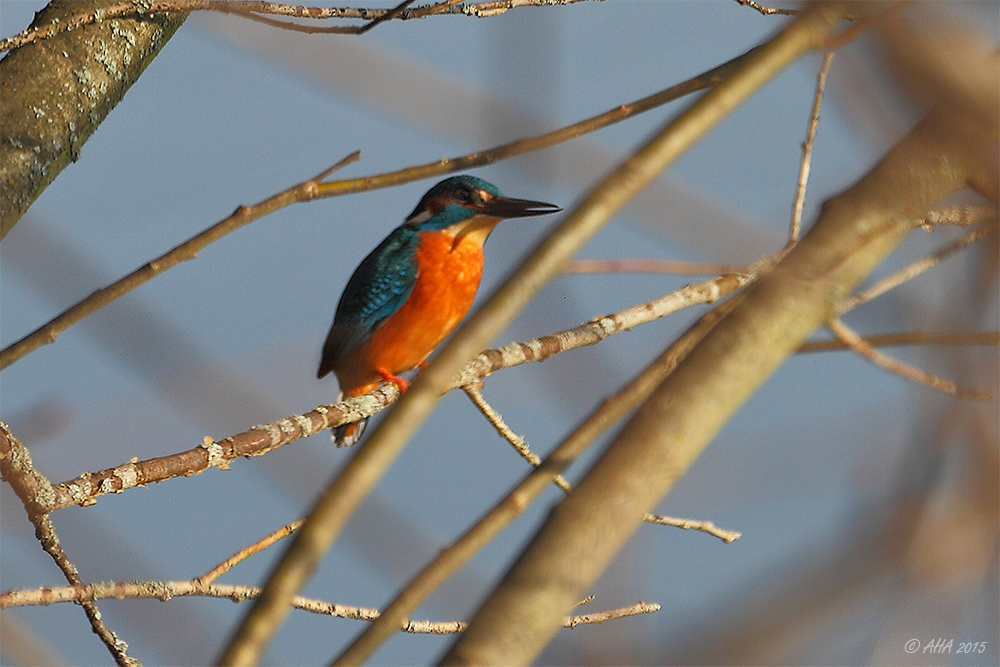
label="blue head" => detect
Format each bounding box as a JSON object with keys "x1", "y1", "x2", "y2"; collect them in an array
[{"x1": 404, "y1": 176, "x2": 560, "y2": 232}]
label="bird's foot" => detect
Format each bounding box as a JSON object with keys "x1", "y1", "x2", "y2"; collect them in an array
[{"x1": 376, "y1": 367, "x2": 409, "y2": 393}]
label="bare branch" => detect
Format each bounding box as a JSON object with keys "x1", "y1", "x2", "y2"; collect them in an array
[
  {"x1": 1, "y1": 45, "x2": 756, "y2": 371},
  {"x1": 789, "y1": 51, "x2": 835, "y2": 244},
  {"x1": 732, "y1": 0, "x2": 798, "y2": 17},
  {"x1": 839, "y1": 223, "x2": 997, "y2": 312},
  {"x1": 0, "y1": 151, "x2": 360, "y2": 371},
  {"x1": 0, "y1": 579, "x2": 658, "y2": 634},
  {"x1": 828, "y1": 317, "x2": 995, "y2": 401},
  {"x1": 48, "y1": 271, "x2": 752, "y2": 512},
  {"x1": 563, "y1": 259, "x2": 746, "y2": 275},
  {"x1": 332, "y1": 298, "x2": 741, "y2": 666},
  {"x1": 198, "y1": 519, "x2": 304, "y2": 586},
  {"x1": 799, "y1": 330, "x2": 999, "y2": 353},
  {"x1": 0, "y1": 0, "x2": 600, "y2": 52},
  {"x1": 0, "y1": 424, "x2": 139, "y2": 666},
  {"x1": 0, "y1": 2, "x2": 189, "y2": 237},
  {"x1": 922, "y1": 206, "x2": 997, "y2": 228},
  {"x1": 441, "y1": 9, "x2": 993, "y2": 660},
  {"x1": 464, "y1": 383, "x2": 741, "y2": 542}
]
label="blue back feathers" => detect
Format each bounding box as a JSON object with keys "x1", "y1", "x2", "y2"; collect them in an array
[{"x1": 318, "y1": 227, "x2": 419, "y2": 374}]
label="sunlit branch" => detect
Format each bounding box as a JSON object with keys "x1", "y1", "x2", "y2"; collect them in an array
[
  {"x1": 198, "y1": 519, "x2": 305, "y2": 586},
  {"x1": 0, "y1": 579, "x2": 659, "y2": 633},
  {"x1": 733, "y1": 0, "x2": 798, "y2": 17},
  {"x1": 0, "y1": 152, "x2": 360, "y2": 371},
  {"x1": 332, "y1": 297, "x2": 742, "y2": 666},
  {"x1": 46, "y1": 271, "x2": 753, "y2": 512},
  {"x1": 0, "y1": 0, "x2": 597, "y2": 51}
]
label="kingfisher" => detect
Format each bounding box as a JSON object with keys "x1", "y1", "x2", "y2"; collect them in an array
[{"x1": 318, "y1": 175, "x2": 561, "y2": 446}]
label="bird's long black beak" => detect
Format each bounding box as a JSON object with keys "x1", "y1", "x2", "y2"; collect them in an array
[{"x1": 481, "y1": 195, "x2": 561, "y2": 219}]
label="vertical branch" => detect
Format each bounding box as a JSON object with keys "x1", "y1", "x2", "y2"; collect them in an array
[
  {"x1": 789, "y1": 50, "x2": 835, "y2": 244},
  {"x1": 0, "y1": 423, "x2": 140, "y2": 666}
]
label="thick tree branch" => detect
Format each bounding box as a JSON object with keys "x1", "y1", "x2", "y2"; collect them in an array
[
  {"x1": 0, "y1": 1, "x2": 188, "y2": 238},
  {"x1": 441, "y1": 48, "x2": 997, "y2": 667},
  {"x1": 219, "y1": 6, "x2": 848, "y2": 664},
  {"x1": 333, "y1": 298, "x2": 742, "y2": 666}
]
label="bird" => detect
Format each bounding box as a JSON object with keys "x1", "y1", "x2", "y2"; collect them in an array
[{"x1": 318, "y1": 175, "x2": 561, "y2": 446}]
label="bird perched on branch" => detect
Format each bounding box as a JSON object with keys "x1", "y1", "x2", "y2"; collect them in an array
[{"x1": 318, "y1": 175, "x2": 561, "y2": 446}]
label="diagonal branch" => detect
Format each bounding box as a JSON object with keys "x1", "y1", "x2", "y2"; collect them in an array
[
  {"x1": 220, "y1": 7, "x2": 849, "y2": 665},
  {"x1": 47, "y1": 270, "x2": 752, "y2": 512},
  {"x1": 441, "y1": 74, "x2": 997, "y2": 667},
  {"x1": 333, "y1": 298, "x2": 741, "y2": 666},
  {"x1": 0, "y1": 1, "x2": 189, "y2": 238},
  {"x1": 828, "y1": 317, "x2": 995, "y2": 400},
  {"x1": 463, "y1": 383, "x2": 741, "y2": 541},
  {"x1": 1, "y1": 46, "x2": 755, "y2": 371}
]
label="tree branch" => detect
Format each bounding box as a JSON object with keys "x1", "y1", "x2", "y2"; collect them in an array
[
  {"x1": 47, "y1": 270, "x2": 751, "y2": 511},
  {"x1": 1, "y1": 45, "x2": 755, "y2": 371},
  {"x1": 0, "y1": 423, "x2": 140, "y2": 666},
  {"x1": 0, "y1": 0, "x2": 188, "y2": 238},
  {"x1": 0, "y1": 579, "x2": 658, "y2": 634},
  {"x1": 440, "y1": 9, "x2": 995, "y2": 665}
]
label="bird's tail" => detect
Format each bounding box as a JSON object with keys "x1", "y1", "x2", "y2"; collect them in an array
[
  {"x1": 332, "y1": 418, "x2": 367, "y2": 448},
  {"x1": 331, "y1": 391, "x2": 368, "y2": 447}
]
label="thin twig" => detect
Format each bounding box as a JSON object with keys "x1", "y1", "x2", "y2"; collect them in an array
[
  {"x1": 839, "y1": 224, "x2": 996, "y2": 312},
  {"x1": 732, "y1": 0, "x2": 798, "y2": 16},
  {"x1": 828, "y1": 317, "x2": 995, "y2": 401},
  {"x1": 799, "y1": 330, "x2": 999, "y2": 353},
  {"x1": 199, "y1": 519, "x2": 304, "y2": 585},
  {"x1": 463, "y1": 384, "x2": 741, "y2": 542},
  {"x1": 463, "y1": 383, "x2": 576, "y2": 494},
  {"x1": 564, "y1": 601, "x2": 661, "y2": 628},
  {"x1": 789, "y1": 51, "x2": 834, "y2": 244},
  {"x1": 640, "y1": 514, "x2": 742, "y2": 541},
  {"x1": 563, "y1": 259, "x2": 746, "y2": 275}
]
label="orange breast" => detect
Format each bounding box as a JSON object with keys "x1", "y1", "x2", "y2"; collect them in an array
[{"x1": 335, "y1": 229, "x2": 486, "y2": 395}]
